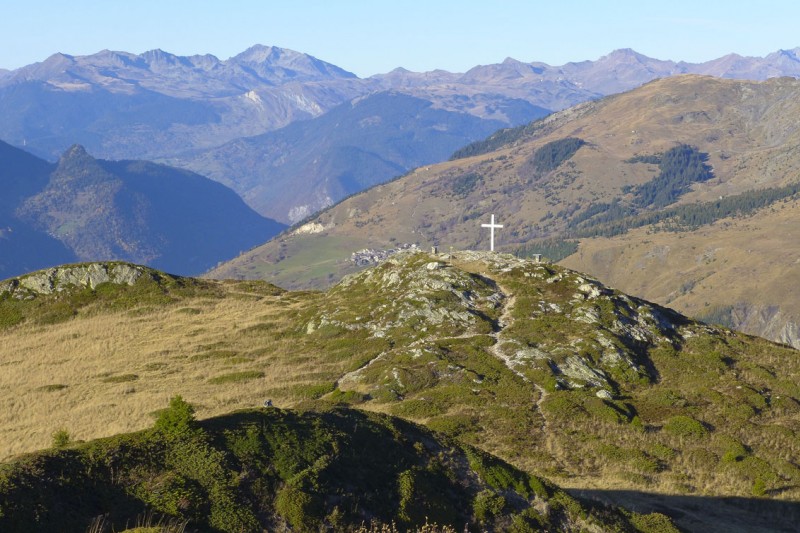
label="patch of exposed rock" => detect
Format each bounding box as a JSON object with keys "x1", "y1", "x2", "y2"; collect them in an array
[
  {"x1": 314, "y1": 251, "x2": 503, "y2": 339},
  {"x1": 0, "y1": 262, "x2": 153, "y2": 299},
  {"x1": 726, "y1": 302, "x2": 800, "y2": 349}
]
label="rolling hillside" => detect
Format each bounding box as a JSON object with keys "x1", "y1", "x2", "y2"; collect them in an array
[
  {"x1": 210, "y1": 75, "x2": 800, "y2": 346},
  {"x1": 2, "y1": 253, "x2": 800, "y2": 530}
]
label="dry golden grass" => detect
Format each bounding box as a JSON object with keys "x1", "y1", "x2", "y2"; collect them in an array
[
  {"x1": 562, "y1": 197, "x2": 800, "y2": 340},
  {"x1": 0, "y1": 285, "x2": 348, "y2": 461}
]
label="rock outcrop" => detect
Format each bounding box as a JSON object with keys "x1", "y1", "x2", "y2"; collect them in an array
[{"x1": 0, "y1": 262, "x2": 154, "y2": 299}]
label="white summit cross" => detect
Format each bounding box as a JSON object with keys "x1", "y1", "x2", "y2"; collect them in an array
[{"x1": 481, "y1": 214, "x2": 503, "y2": 252}]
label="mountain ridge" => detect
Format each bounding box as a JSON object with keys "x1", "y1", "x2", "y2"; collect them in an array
[
  {"x1": 169, "y1": 91, "x2": 519, "y2": 223},
  {"x1": 0, "y1": 141, "x2": 285, "y2": 278},
  {"x1": 4, "y1": 44, "x2": 800, "y2": 163}
]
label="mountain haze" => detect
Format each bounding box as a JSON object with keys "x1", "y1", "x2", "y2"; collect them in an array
[
  {"x1": 5, "y1": 45, "x2": 800, "y2": 227},
  {"x1": 170, "y1": 91, "x2": 516, "y2": 223},
  {"x1": 0, "y1": 45, "x2": 364, "y2": 160},
  {"x1": 1, "y1": 142, "x2": 285, "y2": 278},
  {"x1": 4, "y1": 44, "x2": 800, "y2": 163},
  {"x1": 0, "y1": 141, "x2": 78, "y2": 275}
]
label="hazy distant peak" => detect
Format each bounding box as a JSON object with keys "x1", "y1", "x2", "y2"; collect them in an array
[
  {"x1": 55, "y1": 145, "x2": 100, "y2": 175},
  {"x1": 46, "y1": 52, "x2": 75, "y2": 63},
  {"x1": 38, "y1": 52, "x2": 76, "y2": 71},
  {"x1": 767, "y1": 48, "x2": 800, "y2": 62},
  {"x1": 599, "y1": 48, "x2": 650, "y2": 63},
  {"x1": 230, "y1": 44, "x2": 357, "y2": 80},
  {"x1": 141, "y1": 48, "x2": 180, "y2": 63},
  {"x1": 232, "y1": 44, "x2": 287, "y2": 64}
]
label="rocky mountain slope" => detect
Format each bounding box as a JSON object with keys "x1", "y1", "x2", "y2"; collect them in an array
[
  {"x1": 0, "y1": 141, "x2": 285, "y2": 278},
  {"x1": 2, "y1": 253, "x2": 799, "y2": 530},
  {"x1": 0, "y1": 45, "x2": 364, "y2": 161},
  {"x1": 212, "y1": 75, "x2": 800, "y2": 347}
]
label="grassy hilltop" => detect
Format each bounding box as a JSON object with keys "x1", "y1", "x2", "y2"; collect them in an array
[{"x1": 1, "y1": 253, "x2": 800, "y2": 530}]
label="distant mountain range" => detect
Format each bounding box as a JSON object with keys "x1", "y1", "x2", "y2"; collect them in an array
[
  {"x1": 4, "y1": 45, "x2": 800, "y2": 161},
  {"x1": 212, "y1": 74, "x2": 800, "y2": 349},
  {"x1": 3, "y1": 45, "x2": 800, "y2": 222},
  {"x1": 0, "y1": 141, "x2": 284, "y2": 278}
]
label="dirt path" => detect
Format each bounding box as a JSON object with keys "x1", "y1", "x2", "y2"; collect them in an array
[{"x1": 485, "y1": 282, "x2": 550, "y2": 436}]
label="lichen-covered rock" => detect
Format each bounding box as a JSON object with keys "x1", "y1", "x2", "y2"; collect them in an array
[{"x1": 1, "y1": 262, "x2": 153, "y2": 299}]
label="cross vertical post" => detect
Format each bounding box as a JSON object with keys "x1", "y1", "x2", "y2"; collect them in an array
[{"x1": 481, "y1": 214, "x2": 503, "y2": 252}]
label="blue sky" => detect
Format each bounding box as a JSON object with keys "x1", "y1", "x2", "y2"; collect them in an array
[{"x1": 2, "y1": 1, "x2": 799, "y2": 77}]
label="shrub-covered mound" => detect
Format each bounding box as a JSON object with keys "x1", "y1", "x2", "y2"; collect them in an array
[{"x1": 0, "y1": 399, "x2": 672, "y2": 532}]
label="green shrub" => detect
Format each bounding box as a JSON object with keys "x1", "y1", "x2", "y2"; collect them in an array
[
  {"x1": 720, "y1": 438, "x2": 749, "y2": 463},
  {"x1": 528, "y1": 475, "x2": 549, "y2": 499},
  {"x1": 51, "y1": 428, "x2": 71, "y2": 448},
  {"x1": 132, "y1": 472, "x2": 204, "y2": 520},
  {"x1": 752, "y1": 478, "x2": 767, "y2": 497},
  {"x1": 154, "y1": 396, "x2": 196, "y2": 438},
  {"x1": 629, "y1": 512, "x2": 680, "y2": 532},
  {"x1": 274, "y1": 485, "x2": 322, "y2": 531},
  {"x1": 473, "y1": 489, "x2": 505, "y2": 523},
  {"x1": 323, "y1": 388, "x2": 367, "y2": 405},
  {"x1": 510, "y1": 508, "x2": 549, "y2": 532},
  {"x1": 397, "y1": 469, "x2": 416, "y2": 522},
  {"x1": 663, "y1": 415, "x2": 708, "y2": 439},
  {"x1": 426, "y1": 414, "x2": 477, "y2": 436}
]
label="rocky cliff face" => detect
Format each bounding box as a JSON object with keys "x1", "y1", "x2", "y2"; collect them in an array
[{"x1": 728, "y1": 302, "x2": 800, "y2": 349}]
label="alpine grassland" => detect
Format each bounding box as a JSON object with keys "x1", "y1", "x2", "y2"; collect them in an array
[{"x1": 1, "y1": 252, "x2": 799, "y2": 530}]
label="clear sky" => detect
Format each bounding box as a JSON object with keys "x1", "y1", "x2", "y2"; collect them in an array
[{"x1": 2, "y1": 0, "x2": 799, "y2": 77}]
